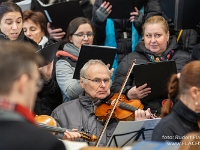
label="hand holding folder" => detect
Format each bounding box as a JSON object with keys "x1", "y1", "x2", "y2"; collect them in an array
[
  {"x1": 37, "y1": 0, "x2": 84, "y2": 32},
  {"x1": 103, "y1": 0, "x2": 147, "y2": 19},
  {"x1": 47, "y1": 23, "x2": 66, "y2": 41}
]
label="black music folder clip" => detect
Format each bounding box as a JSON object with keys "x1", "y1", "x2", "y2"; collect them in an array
[
  {"x1": 73, "y1": 45, "x2": 117, "y2": 79},
  {"x1": 103, "y1": 0, "x2": 147, "y2": 19},
  {"x1": 36, "y1": 41, "x2": 60, "y2": 67},
  {"x1": 37, "y1": 0, "x2": 84, "y2": 32},
  {"x1": 107, "y1": 118, "x2": 161, "y2": 147},
  {"x1": 133, "y1": 61, "x2": 177, "y2": 102}
]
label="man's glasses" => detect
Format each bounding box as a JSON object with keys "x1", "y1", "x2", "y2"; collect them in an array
[
  {"x1": 73, "y1": 32, "x2": 94, "y2": 40},
  {"x1": 82, "y1": 77, "x2": 111, "y2": 85}
]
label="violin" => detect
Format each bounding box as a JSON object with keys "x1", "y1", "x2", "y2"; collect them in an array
[
  {"x1": 95, "y1": 93, "x2": 144, "y2": 121},
  {"x1": 35, "y1": 115, "x2": 97, "y2": 142},
  {"x1": 95, "y1": 60, "x2": 138, "y2": 147}
]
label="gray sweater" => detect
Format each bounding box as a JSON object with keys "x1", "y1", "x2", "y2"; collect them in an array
[{"x1": 56, "y1": 43, "x2": 84, "y2": 102}]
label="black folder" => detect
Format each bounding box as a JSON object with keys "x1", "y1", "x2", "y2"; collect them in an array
[
  {"x1": 73, "y1": 45, "x2": 117, "y2": 79},
  {"x1": 37, "y1": 0, "x2": 84, "y2": 32},
  {"x1": 103, "y1": 0, "x2": 147, "y2": 19},
  {"x1": 132, "y1": 61, "x2": 177, "y2": 102},
  {"x1": 159, "y1": 0, "x2": 175, "y2": 22},
  {"x1": 36, "y1": 42, "x2": 60, "y2": 67},
  {"x1": 174, "y1": 0, "x2": 200, "y2": 30}
]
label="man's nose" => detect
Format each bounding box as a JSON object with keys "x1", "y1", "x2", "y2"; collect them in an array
[{"x1": 100, "y1": 80, "x2": 106, "y2": 87}]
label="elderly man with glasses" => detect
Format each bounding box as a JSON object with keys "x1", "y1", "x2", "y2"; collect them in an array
[
  {"x1": 52, "y1": 59, "x2": 151, "y2": 146},
  {"x1": 52, "y1": 59, "x2": 118, "y2": 146}
]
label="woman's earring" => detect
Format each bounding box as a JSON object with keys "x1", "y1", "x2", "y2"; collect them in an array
[{"x1": 195, "y1": 101, "x2": 199, "y2": 106}]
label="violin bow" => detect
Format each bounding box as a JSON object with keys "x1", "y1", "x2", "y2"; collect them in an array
[{"x1": 95, "y1": 59, "x2": 136, "y2": 147}]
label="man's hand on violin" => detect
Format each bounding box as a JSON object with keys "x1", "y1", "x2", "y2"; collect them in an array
[
  {"x1": 135, "y1": 108, "x2": 151, "y2": 121},
  {"x1": 127, "y1": 83, "x2": 151, "y2": 99},
  {"x1": 62, "y1": 129, "x2": 81, "y2": 141}
]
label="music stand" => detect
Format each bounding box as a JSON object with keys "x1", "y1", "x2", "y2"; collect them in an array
[{"x1": 107, "y1": 118, "x2": 161, "y2": 147}]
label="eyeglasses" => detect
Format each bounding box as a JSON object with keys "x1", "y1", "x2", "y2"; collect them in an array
[
  {"x1": 82, "y1": 77, "x2": 111, "y2": 85},
  {"x1": 73, "y1": 32, "x2": 94, "y2": 39}
]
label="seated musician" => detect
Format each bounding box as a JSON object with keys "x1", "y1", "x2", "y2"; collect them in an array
[
  {"x1": 0, "y1": 41, "x2": 66, "y2": 150},
  {"x1": 51, "y1": 59, "x2": 151, "y2": 146},
  {"x1": 111, "y1": 16, "x2": 190, "y2": 115}
]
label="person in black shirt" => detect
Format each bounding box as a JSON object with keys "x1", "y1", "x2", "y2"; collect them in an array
[{"x1": 152, "y1": 61, "x2": 200, "y2": 142}]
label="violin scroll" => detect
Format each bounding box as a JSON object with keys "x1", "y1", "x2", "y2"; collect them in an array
[{"x1": 80, "y1": 132, "x2": 97, "y2": 142}]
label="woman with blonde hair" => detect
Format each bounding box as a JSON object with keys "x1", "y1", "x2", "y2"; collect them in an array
[{"x1": 111, "y1": 16, "x2": 190, "y2": 115}]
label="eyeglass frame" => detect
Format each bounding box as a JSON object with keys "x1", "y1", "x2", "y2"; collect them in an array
[
  {"x1": 81, "y1": 76, "x2": 111, "y2": 85},
  {"x1": 73, "y1": 32, "x2": 95, "y2": 39}
]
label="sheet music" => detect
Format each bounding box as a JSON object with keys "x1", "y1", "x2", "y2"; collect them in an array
[{"x1": 107, "y1": 118, "x2": 161, "y2": 147}]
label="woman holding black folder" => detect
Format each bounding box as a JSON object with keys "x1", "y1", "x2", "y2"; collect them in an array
[
  {"x1": 56, "y1": 17, "x2": 95, "y2": 102},
  {"x1": 111, "y1": 16, "x2": 190, "y2": 115},
  {"x1": 22, "y1": 10, "x2": 63, "y2": 115}
]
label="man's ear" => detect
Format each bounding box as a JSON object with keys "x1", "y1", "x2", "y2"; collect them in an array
[
  {"x1": 69, "y1": 36, "x2": 73, "y2": 43},
  {"x1": 17, "y1": 74, "x2": 29, "y2": 94},
  {"x1": 80, "y1": 78, "x2": 85, "y2": 89}
]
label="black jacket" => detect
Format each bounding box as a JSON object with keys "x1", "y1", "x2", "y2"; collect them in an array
[
  {"x1": 35, "y1": 38, "x2": 63, "y2": 115},
  {"x1": 151, "y1": 100, "x2": 200, "y2": 142},
  {"x1": 111, "y1": 36, "x2": 190, "y2": 112},
  {"x1": 191, "y1": 43, "x2": 200, "y2": 60},
  {"x1": 0, "y1": 30, "x2": 38, "y2": 47},
  {"x1": 0, "y1": 31, "x2": 62, "y2": 115},
  {"x1": 0, "y1": 109, "x2": 65, "y2": 150}
]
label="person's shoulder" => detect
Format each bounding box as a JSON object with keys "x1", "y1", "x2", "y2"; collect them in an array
[
  {"x1": 0, "y1": 121, "x2": 65, "y2": 150},
  {"x1": 173, "y1": 49, "x2": 190, "y2": 58},
  {"x1": 193, "y1": 43, "x2": 200, "y2": 52},
  {"x1": 156, "y1": 112, "x2": 179, "y2": 129},
  {"x1": 53, "y1": 99, "x2": 79, "y2": 113}
]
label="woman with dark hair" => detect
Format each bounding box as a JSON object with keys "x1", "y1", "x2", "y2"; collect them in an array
[
  {"x1": 151, "y1": 61, "x2": 200, "y2": 142},
  {"x1": 0, "y1": 2, "x2": 36, "y2": 46},
  {"x1": 56, "y1": 17, "x2": 95, "y2": 102},
  {"x1": 22, "y1": 10, "x2": 63, "y2": 115}
]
